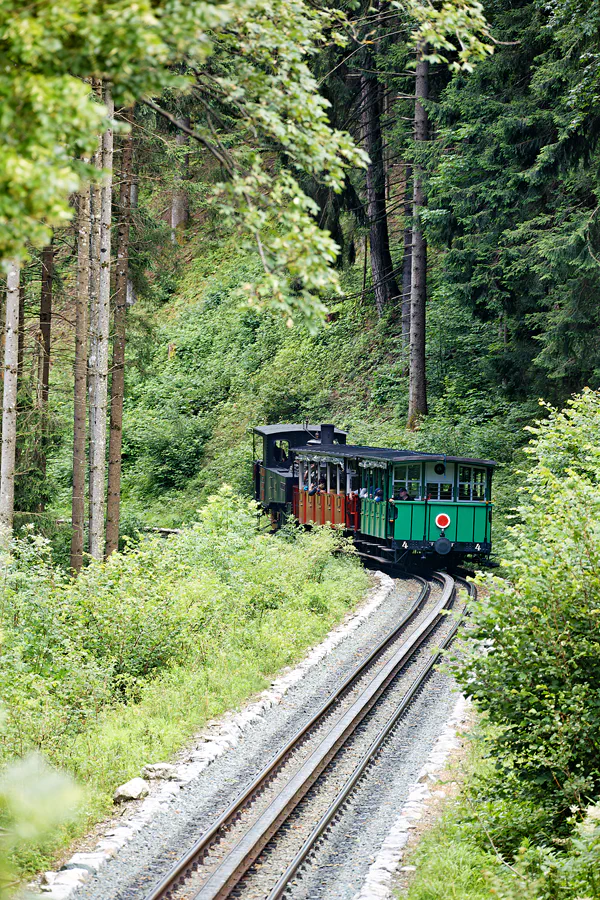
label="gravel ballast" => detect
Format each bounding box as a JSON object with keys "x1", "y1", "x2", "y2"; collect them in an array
[
  {"x1": 288, "y1": 673, "x2": 465, "y2": 900},
  {"x1": 233, "y1": 581, "x2": 457, "y2": 900}
]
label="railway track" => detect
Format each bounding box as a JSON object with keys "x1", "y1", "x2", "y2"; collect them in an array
[{"x1": 144, "y1": 573, "x2": 469, "y2": 900}]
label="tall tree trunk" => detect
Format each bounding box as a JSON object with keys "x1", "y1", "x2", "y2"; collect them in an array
[
  {"x1": 88, "y1": 84, "x2": 113, "y2": 559},
  {"x1": 171, "y1": 116, "x2": 190, "y2": 242},
  {"x1": 401, "y1": 163, "x2": 412, "y2": 352},
  {"x1": 39, "y1": 244, "x2": 53, "y2": 408},
  {"x1": 88, "y1": 87, "x2": 102, "y2": 552},
  {"x1": 127, "y1": 177, "x2": 138, "y2": 306},
  {"x1": 382, "y1": 87, "x2": 392, "y2": 202},
  {"x1": 88, "y1": 197, "x2": 101, "y2": 528},
  {"x1": 17, "y1": 284, "x2": 25, "y2": 379},
  {"x1": 360, "y1": 60, "x2": 400, "y2": 318},
  {"x1": 0, "y1": 262, "x2": 20, "y2": 546},
  {"x1": 71, "y1": 181, "x2": 91, "y2": 571},
  {"x1": 106, "y1": 109, "x2": 134, "y2": 557},
  {"x1": 0, "y1": 285, "x2": 4, "y2": 389},
  {"x1": 32, "y1": 242, "x2": 54, "y2": 511},
  {"x1": 408, "y1": 54, "x2": 429, "y2": 426},
  {"x1": 362, "y1": 235, "x2": 369, "y2": 302}
]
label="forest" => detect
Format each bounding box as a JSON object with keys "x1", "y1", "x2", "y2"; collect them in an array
[{"x1": 1, "y1": 0, "x2": 600, "y2": 897}]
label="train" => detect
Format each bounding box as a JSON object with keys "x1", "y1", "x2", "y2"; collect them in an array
[{"x1": 253, "y1": 422, "x2": 495, "y2": 567}]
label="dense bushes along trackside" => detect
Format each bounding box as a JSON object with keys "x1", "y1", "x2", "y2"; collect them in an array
[
  {"x1": 401, "y1": 389, "x2": 600, "y2": 900},
  {"x1": 455, "y1": 389, "x2": 600, "y2": 815},
  {"x1": 399, "y1": 730, "x2": 600, "y2": 900},
  {"x1": 0, "y1": 488, "x2": 369, "y2": 876}
]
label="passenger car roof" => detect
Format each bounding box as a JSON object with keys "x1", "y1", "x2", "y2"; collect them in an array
[{"x1": 294, "y1": 444, "x2": 496, "y2": 467}]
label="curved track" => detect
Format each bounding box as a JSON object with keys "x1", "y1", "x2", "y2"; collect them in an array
[{"x1": 145, "y1": 573, "x2": 468, "y2": 900}]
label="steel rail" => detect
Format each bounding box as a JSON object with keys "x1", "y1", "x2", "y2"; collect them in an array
[
  {"x1": 266, "y1": 575, "x2": 475, "y2": 900},
  {"x1": 144, "y1": 575, "x2": 430, "y2": 900},
  {"x1": 186, "y1": 573, "x2": 455, "y2": 900}
]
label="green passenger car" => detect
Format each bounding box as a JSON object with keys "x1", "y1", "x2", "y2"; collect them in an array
[{"x1": 355, "y1": 452, "x2": 493, "y2": 561}]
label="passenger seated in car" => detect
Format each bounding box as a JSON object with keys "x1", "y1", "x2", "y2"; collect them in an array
[
  {"x1": 397, "y1": 487, "x2": 411, "y2": 501},
  {"x1": 359, "y1": 487, "x2": 368, "y2": 499},
  {"x1": 374, "y1": 488, "x2": 384, "y2": 502}
]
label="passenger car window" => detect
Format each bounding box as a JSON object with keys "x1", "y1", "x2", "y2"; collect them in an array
[
  {"x1": 458, "y1": 466, "x2": 486, "y2": 501},
  {"x1": 426, "y1": 482, "x2": 453, "y2": 500},
  {"x1": 394, "y1": 463, "x2": 421, "y2": 499}
]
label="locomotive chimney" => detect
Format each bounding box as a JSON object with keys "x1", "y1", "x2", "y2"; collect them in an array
[{"x1": 320, "y1": 423, "x2": 335, "y2": 445}]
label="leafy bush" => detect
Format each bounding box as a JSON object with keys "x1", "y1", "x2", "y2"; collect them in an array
[
  {"x1": 401, "y1": 735, "x2": 600, "y2": 900},
  {"x1": 447, "y1": 729, "x2": 565, "y2": 860},
  {"x1": 455, "y1": 389, "x2": 600, "y2": 811},
  {"x1": 0, "y1": 751, "x2": 80, "y2": 898},
  {"x1": 0, "y1": 533, "x2": 113, "y2": 759},
  {"x1": 402, "y1": 392, "x2": 600, "y2": 900},
  {"x1": 489, "y1": 805, "x2": 600, "y2": 900},
  {"x1": 124, "y1": 408, "x2": 212, "y2": 493},
  {"x1": 0, "y1": 490, "x2": 366, "y2": 760}
]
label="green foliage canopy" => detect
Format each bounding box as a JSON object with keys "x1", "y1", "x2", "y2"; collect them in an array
[
  {"x1": 0, "y1": 0, "x2": 214, "y2": 261},
  {"x1": 0, "y1": 0, "x2": 496, "y2": 323},
  {"x1": 0, "y1": 0, "x2": 365, "y2": 324},
  {"x1": 424, "y1": 0, "x2": 600, "y2": 395}
]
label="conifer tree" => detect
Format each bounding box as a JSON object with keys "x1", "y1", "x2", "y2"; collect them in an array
[
  {"x1": 171, "y1": 116, "x2": 190, "y2": 243},
  {"x1": 360, "y1": 54, "x2": 400, "y2": 317},
  {"x1": 408, "y1": 52, "x2": 429, "y2": 425}
]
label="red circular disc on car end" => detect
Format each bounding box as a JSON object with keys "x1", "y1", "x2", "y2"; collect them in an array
[{"x1": 435, "y1": 512, "x2": 451, "y2": 529}]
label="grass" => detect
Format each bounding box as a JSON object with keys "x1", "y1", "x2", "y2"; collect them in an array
[
  {"x1": 65, "y1": 573, "x2": 365, "y2": 826},
  {"x1": 398, "y1": 817, "x2": 503, "y2": 900}
]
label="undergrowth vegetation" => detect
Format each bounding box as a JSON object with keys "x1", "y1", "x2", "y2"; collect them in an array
[
  {"x1": 400, "y1": 733, "x2": 600, "y2": 900},
  {"x1": 0, "y1": 488, "x2": 368, "y2": 875},
  {"x1": 458, "y1": 389, "x2": 600, "y2": 814}
]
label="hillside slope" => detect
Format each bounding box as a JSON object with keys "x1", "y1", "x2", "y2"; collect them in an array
[{"x1": 76, "y1": 232, "x2": 538, "y2": 539}]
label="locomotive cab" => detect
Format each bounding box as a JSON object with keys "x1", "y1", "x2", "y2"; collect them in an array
[{"x1": 253, "y1": 424, "x2": 347, "y2": 522}]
